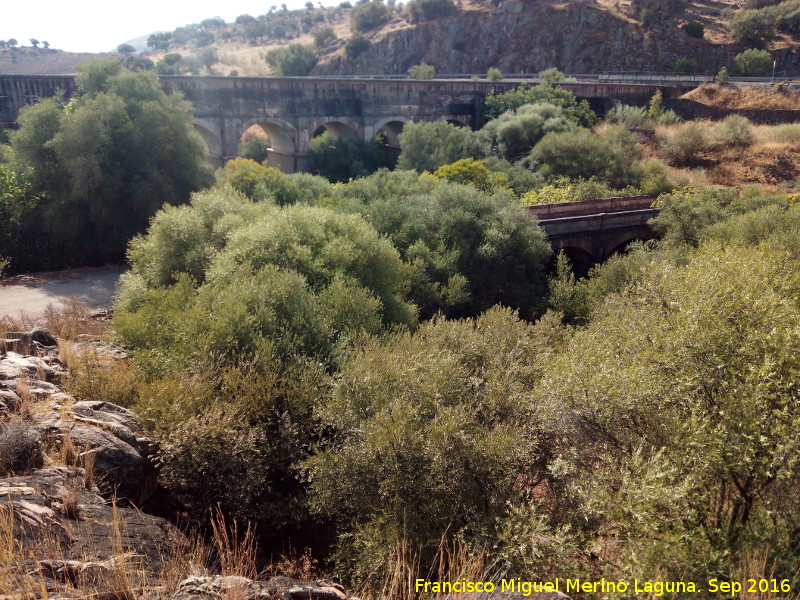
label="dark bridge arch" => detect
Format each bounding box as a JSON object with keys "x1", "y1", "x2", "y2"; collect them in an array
[{"x1": 310, "y1": 119, "x2": 359, "y2": 141}]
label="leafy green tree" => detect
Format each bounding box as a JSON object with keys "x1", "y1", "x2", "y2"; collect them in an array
[
  {"x1": 196, "y1": 47, "x2": 219, "y2": 73},
  {"x1": 117, "y1": 43, "x2": 135, "y2": 54},
  {"x1": 648, "y1": 187, "x2": 735, "y2": 248},
  {"x1": 397, "y1": 121, "x2": 487, "y2": 172},
  {"x1": 7, "y1": 39, "x2": 17, "y2": 48},
  {"x1": 484, "y1": 82, "x2": 596, "y2": 126},
  {"x1": 480, "y1": 102, "x2": 572, "y2": 162},
  {"x1": 29, "y1": 39, "x2": 40, "y2": 48},
  {"x1": 715, "y1": 66, "x2": 730, "y2": 84},
  {"x1": 407, "y1": 62, "x2": 436, "y2": 79},
  {"x1": 734, "y1": 48, "x2": 773, "y2": 76},
  {"x1": 351, "y1": 0, "x2": 390, "y2": 31},
  {"x1": 10, "y1": 58, "x2": 213, "y2": 268},
  {"x1": 432, "y1": 158, "x2": 508, "y2": 192},
  {"x1": 345, "y1": 34, "x2": 370, "y2": 59},
  {"x1": 266, "y1": 43, "x2": 317, "y2": 75}
]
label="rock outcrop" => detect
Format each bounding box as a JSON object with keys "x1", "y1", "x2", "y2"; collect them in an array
[{"x1": 314, "y1": 2, "x2": 736, "y2": 76}]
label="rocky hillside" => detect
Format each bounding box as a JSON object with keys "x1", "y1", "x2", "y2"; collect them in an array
[{"x1": 0, "y1": 329, "x2": 361, "y2": 600}]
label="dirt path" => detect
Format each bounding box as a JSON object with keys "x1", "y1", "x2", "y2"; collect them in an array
[{"x1": 0, "y1": 266, "x2": 125, "y2": 319}]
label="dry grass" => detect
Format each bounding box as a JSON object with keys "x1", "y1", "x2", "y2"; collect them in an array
[
  {"x1": 684, "y1": 83, "x2": 800, "y2": 111},
  {"x1": 209, "y1": 508, "x2": 258, "y2": 580},
  {"x1": 1, "y1": 297, "x2": 109, "y2": 342},
  {"x1": 731, "y1": 550, "x2": 800, "y2": 600},
  {"x1": 61, "y1": 345, "x2": 139, "y2": 409}
]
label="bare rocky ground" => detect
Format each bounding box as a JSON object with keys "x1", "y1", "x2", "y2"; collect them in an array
[{"x1": 0, "y1": 266, "x2": 124, "y2": 321}]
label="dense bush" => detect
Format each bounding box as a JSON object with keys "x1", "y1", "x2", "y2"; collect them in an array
[
  {"x1": 734, "y1": 48, "x2": 774, "y2": 76},
  {"x1": 659, "y1": 121, "x2": 711, "y2": 164},
  {"x1": 405, "y1": 0, "x2": 456, "y2": 22},
  {"x1": 9, "y1": 58, "x2": 213, "y2": 270},
  {"x1": 529, "y1": 126, "x2": 642, "y2": 188},
  {"x1": 351, "y1": 0, "x2": 390, "y2": 32},
  {"x1": 674, "y1": 57, "x2": 699, "y2": 73},
  {"x1": 266, "y1": 44, "x2": 317, "y2": 75},
  {"x1": 333, "y1": 171, "x2": 552, "y2": 319},
  {"x1": 238, "y1": 136, "x2": 271, "y2": 163},
  {"x1": 344, "y1": 33, "x2": 370, "y2": 59},
  {"x1": 484, "y1": 83, "x2": 597, "y2": 127},
  {"x1": 731, "y1": 1, "x2": 800, "y2": 47},
  {"x1": 479, "y1": 102, "x2": 572, "y2": 161},
  {"x1": 682, "y1": 19, "x2": 705, "y2": 38},
  {"x1": 714, "y1": 114, "x2": 755, "y2": 147},
  {"x1": 396, "y1": 121, "x2": 487, "y2": 172},
  {"x1": 432, "y1": 158, "x2": 509, "y2": 192},
  {"x1": 407, "y1": 62, "x2": 436, "y2": 79},
  {"x1": 308, "y1": 307, "x2": 561, "y2": 580}
]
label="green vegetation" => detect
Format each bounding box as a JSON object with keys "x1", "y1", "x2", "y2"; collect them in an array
[
  {"x1": 396, "y1": 121, "x2": 486, "y2": 171},
  {"x1": 405, "y1": 0, "x2": 456, "y2": 22},
  {"x1": 266, "y1": 43, "x2": 317, "y2": 75},
  {"x1": 238, "y1": 136, "x2": 271, "y2": 164},
  {"x1": 2, "y1": 58, "x2": 212, "y2": 273},
  {"x1": 480, "y1": 102, "x2": 571, "y2": 161},
  {"x1": 730, "y1": 0, "x2": 800, "y2": 47},
  {"x1": 351, "y1": 0, "x2": 391, "y2": 32},
  {"x1": 484, "y1": 82, "x2": 597, "y2": 126},
  {"x1": 682, "y1": 19, "x2": 705, "y2": 38},
  {"x1": 407, "y1": 62, "x2": 436, "y2": 79},
  {"x1": 734, "y1": 47, "x2": 774, "y2": 76},
  {"x1": 308, "y1": 131, "x2": 387, "y2": 182},
  {"x1": 486, "y1": 67, "x2": 503, "y2": 81},
  {"x1": 345, "y1": 34, "x2": 370, "y2": 59}
]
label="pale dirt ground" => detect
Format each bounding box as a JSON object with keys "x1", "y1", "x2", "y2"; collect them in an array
[{"x1": 0, "y1": 266, "x2": 125, "y2": 319}]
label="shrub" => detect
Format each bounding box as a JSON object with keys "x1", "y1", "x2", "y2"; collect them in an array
[
  {"x1": 345, "y1": 34, "x2": 370, "y2": 59},
  {"x1": 351, "y1": 0, "x2": 390, "y2": 31},
  {"x1": 487, "y1": 67, "x2": 503, "y2": 81},
  {"x1": 238, "y1": 136, "x2": 271, "y2": 164},
  {"x1": 716, "y1": 66, "x2": 730, "y2": 84},
  {"x1": 311, "y1": 25, "x2": 336, "y2": 47},
  {"x1": 734, "y1": 48, "x2": 773, "y2": 76},
  {"x1": 480, "y1": 102, "x2": 572, "y2": 161},
  {"x1": 485, "y1": 82, "x2": 597, "y2": 127},
  {"x1": 405, "y1": 0, "x2": 456, "y2": 22},
  {"x1": 606, "y1": 104, "x2": 649, "y2": 128},
  {"x1": 0, "y1": 418, "x2": 43, "y2": 475},
  {"x1": 432, "y1": 158, "x2": 508, "y2": 191},
  {"x1": 397, "y1": 121, "x2": 487, "y2": 172},
  {"x1": 529, "y1": 126, "x2": 643, "y2": 188},
  {"x1": 308, "y1": 130, "x2": 387, "y2": 182},
  {"x1": 649, "y1": 186, "x2": 735, "y2": 247},
  {"x1": 714, "y1": 114, "x2": 754, "y2": 147},
  {"x1": 769, "y1": 123, "x2": 800, "y2": 145},
  {"x1": 675, "y1": 57, "x2": 700, "y2": 74},
  {"x1": 266, "y1": 44, "x2": 317, "y2": 75},
  {"x1": 683, "y1": 19, "x2": 705, "y2": 38},
  {"x1": 660, "y1": 121, "x2": 711, "y2": 164},
  {"x1": 407, "y1": 62, "x2": 436, "y2": 79}
]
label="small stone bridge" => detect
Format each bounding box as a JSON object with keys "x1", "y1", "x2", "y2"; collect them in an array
[
  {"x1": 528, "y1": 195, "x2": 658, "y2": 266},
  {"x1": 1, "y1": 74, "x2": 693, "y2": 171}
]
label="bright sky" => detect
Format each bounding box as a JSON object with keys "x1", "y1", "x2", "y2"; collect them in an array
[{"x1": 2, "y1": 0, "x2": 339, "y2": 53}]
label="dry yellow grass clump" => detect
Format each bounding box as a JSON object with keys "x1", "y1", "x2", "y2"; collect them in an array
[{"x1": 684, "y1": 83, "x2": 800, "y2": 110}]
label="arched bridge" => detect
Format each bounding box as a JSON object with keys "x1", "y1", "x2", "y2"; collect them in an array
[
  {"x1": 528, "y1": 195, "x2": 658, "y2": 267},
  {"x1": 1, "y1": 75, "x2": 694, "y2": 172}
]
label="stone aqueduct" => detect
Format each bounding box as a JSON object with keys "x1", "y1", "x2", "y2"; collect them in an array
[
  {"x1": 0, "y1": 74, "x2": 673, "y2": 262},
  {"x1": 1, "y1": 74, "x2": 691, "y2": 172}
]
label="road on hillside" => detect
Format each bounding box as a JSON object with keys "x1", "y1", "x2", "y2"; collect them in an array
[{"x1": 0, "y1": 266, "x2": 125, "y2": 319}]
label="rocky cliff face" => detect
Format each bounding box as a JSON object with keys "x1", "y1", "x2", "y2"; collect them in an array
[{"x1": 313, "y1": 1, "x2": 737, "y2": 76}]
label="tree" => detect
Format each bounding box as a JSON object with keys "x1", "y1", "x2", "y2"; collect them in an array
[
  {"x1": 196, "y1": 47, "x2": 219, "y2": 73},
  {"x1": 715, "y1": 66, "x2": 730, "y2": 84},
  {"x1": 345, "y1": 34, "x2": 370, "y2": 59},
  {"x1": 7, "y1": 39, "x2": 17, "y2": 48},
  {"x1": 397, "y1": 121, "x2": 487, "y2": 172},
  {"x1": 308, "y1": 130, "x2": 387, "y2": 182},
  {"x1": 407, "y1": 62, "x2": 435, "y2": 79},
  {"x1": 117, "y1": 43, "x2": 136, "y2": 54},
  {"x1": 351, "y1": 0, "x2": 390, "y2": 31},
  {"x1": 147, "y1": 32, "x2": 172, "y2": 50},
  {"x1": 674, "y1": 57, "x2": 699, "y2": 73},
  {"x1": 29, "y1": 39, "x2": 39, "y2": 48},
  {"x1": 266, "y1": 44, "x2": 317, "y2": 76},
  {"x1": 734, "y1": 48, "x2": 773, "y2": 76},
  {"x1": 42, "y1": 41, "x2": 49, "y2": 49},
  {"x1": 10, "y1": 58, "x2": 213, "y2": 268}
]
